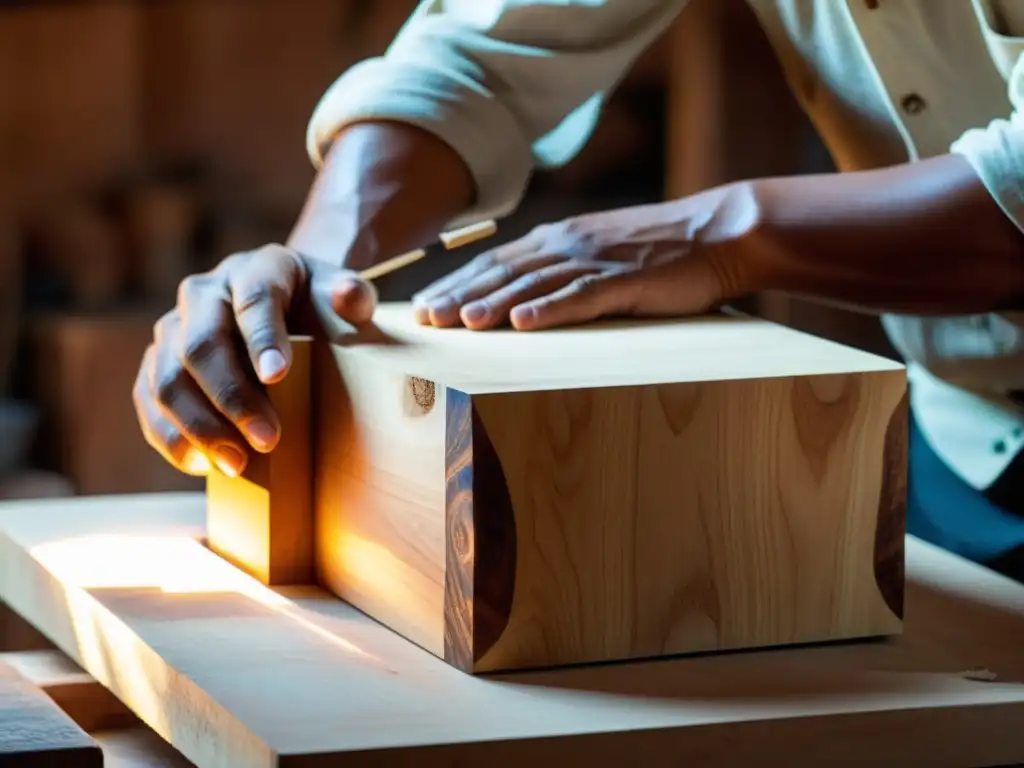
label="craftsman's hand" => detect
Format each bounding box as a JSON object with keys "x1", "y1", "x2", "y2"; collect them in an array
[
  {"x1": 133, "y1": 245, "x2": 376, "y2": 478},
  {"x1": 412, "y1": 182, "x2": 763, "y2": 331}
]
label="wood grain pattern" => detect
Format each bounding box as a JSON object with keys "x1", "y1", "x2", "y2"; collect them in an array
[
  {"x1": 316, "y1": 304, "x2": 907, "y2": 673},
  {"x1": 442, "y1": 390, "x2": 517, "y2": 670},
  {"x1": 207, "y1": 337, "x2": 312, "y2": 585},
  {"x1": 0, "y1": 650, "x2": 138, "y2": 734},
  {"x1": 471, "y1": 371, "x2": 905, "y2": 671},
  {"x1": 315, "y1": 343, "x2": 446, "y2": 656},
  {"x1": 0, "y1": 494, "x2": 1022, "y2": 766},
  {"x1": 0, "y1": 659, "x2": 102, "y2": 766},
  {"x1": 442, "y1": 388, "x2": 474, "y2": 670},
  {"x1": 875, "y1": 389, "x2": 909, "y2": 620}
]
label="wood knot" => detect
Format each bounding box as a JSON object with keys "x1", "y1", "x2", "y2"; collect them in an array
[{"x1": 408, "y1": 377, "x2": 436, "y2": 414}]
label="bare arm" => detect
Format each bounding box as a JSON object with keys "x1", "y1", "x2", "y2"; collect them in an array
[
  {"x1": 751, "y1": 153, "x2": 1024, "y2": 315},
  {"x1": 287, "y1": 121, "x2": 474, "y2": 271}
]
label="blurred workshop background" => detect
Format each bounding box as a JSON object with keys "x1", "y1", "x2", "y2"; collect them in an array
[{"x1": 0, "y1": 0, "x2": 896, "y2": 500}]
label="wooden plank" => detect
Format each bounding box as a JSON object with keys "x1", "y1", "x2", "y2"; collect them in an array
[
  {"x1": 94, "y1": 729, "x2": 195, "y2": 768},
  {"x1": 207, "y1": 337, "x2": 313, "y2": 585},
  {"x1": 1, "y1": 650, "x2": 138, "y2": 733},
  {"x1": 0, "y1": 658, "x2": 102, "y2": 767},
  {"x1": 313, "y1": 302, "x2": 907, "y2": 671},
  {"x1": 0, "y1": 493, "x2": 1023, "y2": 766}
]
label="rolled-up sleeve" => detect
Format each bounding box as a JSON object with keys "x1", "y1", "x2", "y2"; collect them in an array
[
  {"x1": 306, "y1": 0, "x2": 688, "y2": 227},
  {"x1": 951, "y1": 51, "x2": 1024, "y2": 235}
]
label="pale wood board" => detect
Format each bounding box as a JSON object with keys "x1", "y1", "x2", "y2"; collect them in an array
[
  {"x1": 322, "y1": 303, "x2": 902, "y2": 395},
  {"x1": 0, "y1": 493, "x2": 1022, "y2": 766},
  {"x1": 207, "y1": 337, "x2": 313, "y2": 585},
  {"x1": 0, "y1": 659, "x2": 102, "y2": 766},
  {"x1": 1, "y1": 650, "x2": 138, "y2": 733},
  {"x1": 315, "y1": 303, "x2": 907, "y2": 671}
]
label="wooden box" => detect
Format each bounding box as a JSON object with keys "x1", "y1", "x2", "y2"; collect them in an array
[{"x1": 208, "y1": 303, "x2": 908, "y2": 674}]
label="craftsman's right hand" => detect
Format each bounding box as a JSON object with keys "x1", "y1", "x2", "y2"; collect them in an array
[{"x1": 133, "y1": 244, "x2": 377, "y2": 478}]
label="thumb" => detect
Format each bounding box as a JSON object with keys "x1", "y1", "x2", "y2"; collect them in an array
[
  {"x1": 327, "y1": 272, "x2": 378, "y2": 325},
  {"x1": 305, "y1": 259, "x2": 378, "y2": 330}
]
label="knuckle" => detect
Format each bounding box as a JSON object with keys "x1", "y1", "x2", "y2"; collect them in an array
[
  {"x1": 176, "y1": 272, "x2": 211, "y2": 304},
  {"x1": 154, "y1": 365, "x2": 187, "y2": 409},
  {"x1": 211, "y1": 380, "x2": 248, "y2": 417},
  {"x1": 559, "y1": 218, "x2": 585, "y2": 238},
  {"x1": 233, "y1": 283, "x2": 277, "y2": 315},
  {"x1": 571, "y1": 273, "x2": 604, "y2": 295},
  {"x1": 257, "y1": 243, "x2": 307, "y2": 284},
  {"x1": 470, "y1": 251, "x2": 498, "y2": 272},
  {"x1": 180, "y1": 333, "x2": 220, "y2": 371},
  {"x1": 152, "y1": 310, "x2": 179, "y2": 343},
  {"x1": 529, "y1": 222, "x2": 557, "y2": 240}
]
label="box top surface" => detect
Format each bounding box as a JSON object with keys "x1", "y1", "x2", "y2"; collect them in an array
[{"x1": 330, "y1": 302, "x2": 903, "y2": 393}]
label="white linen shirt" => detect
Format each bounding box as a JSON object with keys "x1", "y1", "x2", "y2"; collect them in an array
[{"x1": 306, "y1": 0, "x2": 1024, "y2": 491}]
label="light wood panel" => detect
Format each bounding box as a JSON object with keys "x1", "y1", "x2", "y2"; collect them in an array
[
  {"x1": 1, "y1": 650, "x2": 138, "y2": 734},
  {"x1": 315, "y1": 302, "x2": 907, "y2": 672},
  {"x1": 0, "y1": 658, "x2": 102, "y2": 766},
  {"x1": 207, "y1": 337, "x2": 313, "y2": 585},
  {"x1": 0, "y1": 494, "x2": 1023, "y2": 765}
]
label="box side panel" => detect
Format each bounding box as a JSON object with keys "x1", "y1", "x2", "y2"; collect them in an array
[
  {"x1": 442, "y1": 389, "x2": 518, "y2": 671},
  {"x1": 314, "y1": 344, "x2": 446, "y2": 657},
  {"x1": 473, "y1": 368, "x2": 907, "y2": 672}
]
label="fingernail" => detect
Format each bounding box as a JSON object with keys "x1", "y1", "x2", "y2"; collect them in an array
[
  {"x1": 511, "y1": 305, "x2": 535, "y2": 326},
  {"x1": 183, "y1": 450, "x2": 212, "y2": 475},
  {"x1": 258, "y1": 349, "x2": 287, "y2": 382},
  {"x1": 412, "y1": 303, "x2": 431, "y2": 324},
  {"x1": 337, "y1": 277, "x2": 362, "y2": 294},
  {"x1": 428, "y1": 297, "x2": 456, "y2": 321},
  {"x1": 213, "y1": 445, "x2": 246, "y2": 478},
  {"x1": 246, "y1": 418, "x2": 279, "y2": 452},
  {"x1": 461, "y1": 303, "x2": 487, "y2": 323}
]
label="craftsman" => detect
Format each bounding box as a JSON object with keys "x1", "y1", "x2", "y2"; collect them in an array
[{"x1": 134, "y1": 1, "x2": 1024, "y2": 583}]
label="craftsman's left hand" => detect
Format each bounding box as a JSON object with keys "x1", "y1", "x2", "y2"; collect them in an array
[{"x1": 412, "y1": 182, "x2": 763, "y2": 330}]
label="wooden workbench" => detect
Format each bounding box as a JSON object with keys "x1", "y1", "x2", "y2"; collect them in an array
[{"x1": 0, "y1": 492, "x2": 1022, "y2": 766}]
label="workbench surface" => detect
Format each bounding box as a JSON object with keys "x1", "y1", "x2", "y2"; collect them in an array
[{"x1": 0, "y1": 492, "x2": 1022, "y2": 766}]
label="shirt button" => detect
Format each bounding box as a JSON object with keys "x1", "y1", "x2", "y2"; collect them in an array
[
  {"x1": 901, "y1": 93, "x2": 926, "y2": 114},
  {"x1": 994, "y1": 439, "x2": 1008, "y2": 454},
  {"x1": 865, "y1": 0, "x2": 879, "y2": 8}
]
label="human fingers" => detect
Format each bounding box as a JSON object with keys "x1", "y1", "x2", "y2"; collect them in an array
[
  {"x1": 411, "y1": 233, "x2": 543, "y2": 325},
  {"x1": 176, "y1": 275, "x2": 280, "y2": 461},
  {"x1": 133, "y1": 344, "x2": 212, "y2": 476},
  {"x1": 509, "y1": 270, "x2": 641, "y2": 331},
  {"x1": 457, "y1": 261, "x2": 606, "y2": 330},
  {"x1": 150, "y1": 323, "x2": 255, "y2": 477}
]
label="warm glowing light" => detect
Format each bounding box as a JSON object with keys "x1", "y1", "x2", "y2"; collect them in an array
[
  {"x1": 184, "y1": 450, "x2": 212, "y2": 475},
  {"x1": 31, "y1": 534, "x2": 377, "y2": 662}
]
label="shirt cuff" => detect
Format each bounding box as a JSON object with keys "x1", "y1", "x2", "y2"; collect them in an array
[
  {"x1": 950, "y1": 113, "x2": 1024, "y2": 236},
  {"x1": 306, "y1": 57, "x2": 536, "y2": 230}
]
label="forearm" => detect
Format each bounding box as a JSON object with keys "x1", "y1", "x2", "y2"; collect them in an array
[
  {"x1": 748, "y1": 153, "x2": 1024, "y2": 315},
  {"x1": 287, "y1": 121, "x2": 475, "y2": 270}
]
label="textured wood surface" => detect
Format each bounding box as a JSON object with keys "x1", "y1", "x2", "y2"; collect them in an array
[
  {"x1": 315, "y1": 303, "x2": 907, "y2": 672},
  {"x1": 0, "y1": 659, "x2": 102, "y2": 766},
  {"x1": 207, "y1": 336, "x2": 312, "y2": 585},
  {"x1": 1, "y1": 650, "x2": 138, "y2": 734},
  {"x1": 315, "y1": 341, "x2": 447, "y2": 656},
  {"x1": 0, "y1": 494, "x2": 1022, "y2": 766}
]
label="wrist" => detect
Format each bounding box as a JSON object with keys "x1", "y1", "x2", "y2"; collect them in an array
[
  {"x1": 287, "y1": 121, "x2": 475, "y2": 271},
  {"x1": 696, "y1": 179, "x2": 784, "y2": 300}
]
